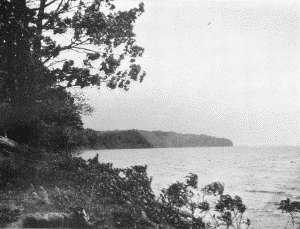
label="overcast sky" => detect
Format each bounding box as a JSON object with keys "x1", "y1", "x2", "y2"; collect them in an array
[{"x1": 80, "y1": 1, "x2": 300, "y2": 146}]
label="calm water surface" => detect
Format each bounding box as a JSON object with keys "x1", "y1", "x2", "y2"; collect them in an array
[{"x1": 80, "y1": 146, "x2": 300, "y2": 228}]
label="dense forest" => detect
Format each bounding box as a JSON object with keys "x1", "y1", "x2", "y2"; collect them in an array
[{"x1": 84, "y1": 129, "x2": 233, "y2": 149}]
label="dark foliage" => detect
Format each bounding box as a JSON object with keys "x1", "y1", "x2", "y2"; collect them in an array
[
  {"x1": 279, "y1": 198, "x2": 300, "y2": 213},
  {"x1": 278, "y1": 198, "x2": 300, "y2": 229},
  {"x1": 0, "y1": 204, "x2": 22, "y2": 228},
  {"x1": 1, "y1": 146, "x2": 253, "y2": 229},
  {"x1": 159, "y1": 173, "x2": 249, "y2": 229},
  {"x1": 112, "y1": 210, "x2": 135, "y2": 228},
  {"x1": 34, "y1": 153, "x2": 160, "y2": 228},
  {"x1": 0, "y1": 0, "x2": 145, "y2": 146},
  {"x1": 0, "y1": 137, "x2": 42, "y2": 189}
]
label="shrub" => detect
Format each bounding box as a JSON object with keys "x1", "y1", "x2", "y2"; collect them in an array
[
  {"x1": 34, "y1": 153, "x2": 159, "y2": 228},
  {"x1": 8, "y1": 151, "x2": 252, "y2": 229},
  {"x1": 159, "y1": 173, "x2": 250, "y2": 229},
  {"x1": 0, "y1": 204, "x2": 22, "y2": 228},
  {"x1": 278, "y1": 198, "x2": 300, "y2": 229},
  {"x1": 0, "y1": 139, "x2": 42, "y2": 189},
  {"x1": 0, "y1": 154, "x2": 38, "y2": 189}
]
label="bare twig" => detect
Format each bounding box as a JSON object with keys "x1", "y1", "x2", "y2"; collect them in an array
[{"x1": 45, "y1": 58, "x2": 67, "y2": 68}]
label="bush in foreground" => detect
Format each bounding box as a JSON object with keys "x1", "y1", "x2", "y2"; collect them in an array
[
  {"x1": 1, "y1": 151, "x2": 252, "y2": 228},
  {"x1": 34, "y1": 153, "x2": 251, "y2": 228},
  {"x1": 278, "y1": 198, "x2": 300, "y2": 229},
  {"x1": 158, "y1": 173, "x2": 250, "y2": 229}
]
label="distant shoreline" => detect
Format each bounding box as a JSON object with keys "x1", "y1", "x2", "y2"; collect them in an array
[{"x1": 85, "y1": 129, "x2": 233, "y2": 150}]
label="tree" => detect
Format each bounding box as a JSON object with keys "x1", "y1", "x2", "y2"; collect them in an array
[
  {"x1": 0, "y1": 0, "x2": 146, "y2": 145},
  {"x1": 36, "y1": 88, "x2": 94, "y2": 151}
]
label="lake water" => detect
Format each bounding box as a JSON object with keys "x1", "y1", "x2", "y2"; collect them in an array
[{"x1": 80, "y1": 146, "x2": 300, "y2": 228}]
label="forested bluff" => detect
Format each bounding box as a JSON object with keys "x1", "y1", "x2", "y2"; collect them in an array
[{"x1": 83, "y1": 129, "x2": 233, "y2": 150}]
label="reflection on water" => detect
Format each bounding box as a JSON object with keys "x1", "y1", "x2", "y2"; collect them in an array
[{"x1": 80, "y1": 146, "x2": 300, "y2": 229}]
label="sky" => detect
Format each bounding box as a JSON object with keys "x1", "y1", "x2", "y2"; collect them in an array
[{"x1": 80, "y1": 0, "x2": 300, "y2": 146}]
